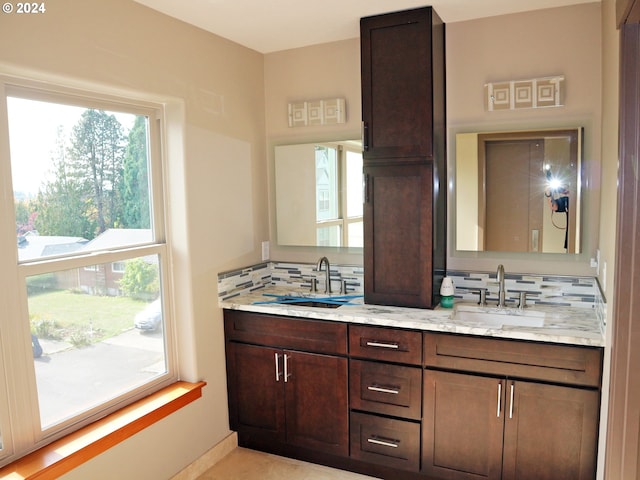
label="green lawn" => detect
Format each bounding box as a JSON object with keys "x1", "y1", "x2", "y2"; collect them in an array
[{"x1": 28, "y1": 291, "x2": 150, "y2": 345}]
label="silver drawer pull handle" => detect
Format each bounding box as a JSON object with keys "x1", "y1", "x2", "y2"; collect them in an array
[
  {"x1": 284, "y1": 354, "x2": 291, "y2": 383},
  {"x1": 367, "y1": 438, "x2": 399, "y2": 448},
  {"x1": 509, "y1": 383, "x2": 515, "y2": 419},
  {"x1": 275, "y1": 353, "x2": 281, "y2": 382},
  {"x1": 366, "y1": 341, "x2": 399, "y2": 349},
  {"x1": 367, "y1": 385, "x2": 400, "y2": 395}
]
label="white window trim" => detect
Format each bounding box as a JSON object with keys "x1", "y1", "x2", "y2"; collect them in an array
[
  {"x1": 314, "y1": 142, "x2": 364, "y2": 247},
  {"x1": 0, "y1": 76, "x2": 178, "y2": 466}
]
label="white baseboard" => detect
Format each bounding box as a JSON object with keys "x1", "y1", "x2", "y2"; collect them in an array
[{"x1": 170, "y1": 432, "x2": 238, "y2": 480}]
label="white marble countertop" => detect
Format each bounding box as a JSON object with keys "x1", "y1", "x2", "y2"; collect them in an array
[{"x1": 220, "y1": 286, "x2": 605, "y2": 347}]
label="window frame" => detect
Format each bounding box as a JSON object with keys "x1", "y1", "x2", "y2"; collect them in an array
[
  {"x1": 0, "y1": 77, "x2": 177, "y2": 466},
  {"x1": 314, "y1": 142, "x2": 364, "y2": 247}
]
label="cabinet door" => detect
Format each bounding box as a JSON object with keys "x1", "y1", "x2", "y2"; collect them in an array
[
  {"x1": 502, "y1": 381, "x2": 599, "y2": 480},
  {"x1": 360, "y1": 7, "x2": 443, "y2": 161},
  {"x1": 364, "y1": 163, "x2": 435, "y2": 308},
  {"x1": 226, "y1": 342, "x2": 285, "y2": 443},
  {"x1": 423, "y1": 370, "x2": 504, "y2": 480},
  {"x1": 284, "y1": 350, "x2": 349, "y2": 457}
]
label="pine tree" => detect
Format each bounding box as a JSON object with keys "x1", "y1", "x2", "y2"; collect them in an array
[
  {"x1": 34, "y1": 127, "x2": 96, "y2": 238},
  {"x1": 121, "y1": 116, "x2": 150, "y2": 228},
  {"x1": 68, "y1": 110, "x2": 126, "y2": 234}
]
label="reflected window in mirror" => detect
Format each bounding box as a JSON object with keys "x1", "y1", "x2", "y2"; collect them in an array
[
  {"x1": 275, "y1": 141, "x2": 363, "y2": 247},
  {"x1": 455, "y1": 128, "x2": 582, "y2": 254}
]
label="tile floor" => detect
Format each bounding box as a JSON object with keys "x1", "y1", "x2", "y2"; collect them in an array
[{"x1": 196, "y1": 447, "x2": 379, "y2": 480}]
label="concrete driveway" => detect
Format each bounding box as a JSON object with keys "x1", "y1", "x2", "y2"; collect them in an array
[{"x1": 33, "y1": 328, "x2": 166, "y2": 428}]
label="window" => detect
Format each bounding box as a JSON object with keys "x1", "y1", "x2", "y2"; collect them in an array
[
  {"x1": 112, "y1": 261, "x2": 126, "y2": 273},
  {"x1": 0, "y1": 80, "x2": 174, "y2": 466},
  {"x1": 314, "y1": 143, "x2": 363, "y2": 247}
]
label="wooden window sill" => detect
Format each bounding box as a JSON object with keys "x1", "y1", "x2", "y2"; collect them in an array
[{"x1": 0, "y1": 380, "x2": 206, "y2": 480}]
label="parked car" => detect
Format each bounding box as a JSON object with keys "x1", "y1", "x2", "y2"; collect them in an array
[{"x1": 134, "y1": 299, "x2": 162, "y2": 332}]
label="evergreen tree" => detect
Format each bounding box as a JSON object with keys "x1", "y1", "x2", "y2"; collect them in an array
[
  {"x1": 68, "y1": 110, "x2": 125, "y2": 234},
  {"x1": 34, "y1": 127, "x2": 96, "y2": 238},
  {"x1": 121, "y1": 116, "x2": 150, "y2": 228}
]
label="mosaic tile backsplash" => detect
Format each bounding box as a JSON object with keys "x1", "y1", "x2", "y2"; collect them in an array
[
  {"x1": 217, "y1": 261, "x2": 364, "y2": 301},
  {"x1": 217, "y1": 262, "x2": 606, "y2": 329}
]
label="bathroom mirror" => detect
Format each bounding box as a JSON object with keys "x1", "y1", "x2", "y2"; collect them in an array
[
  {"x1": 275, "y1": 140, "x2": 363, "y2": 247},
  {"x1": 456, "y1": 128, "x2": 582, "y2": 254}
]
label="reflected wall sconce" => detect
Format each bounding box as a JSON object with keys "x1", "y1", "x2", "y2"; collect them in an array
[
  {"x1": 484, "y1": 75, "x2": 564, "y2": 111},
  {"x1": 288, "y1": 98, "x2": 345, "y2": 127}
]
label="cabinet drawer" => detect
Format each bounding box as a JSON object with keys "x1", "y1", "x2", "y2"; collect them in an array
[
  {"x1": 349, "y1": 325, "x2": 422, "y2": 364},
  {"x1": 350, "y1": 412, "x2": 420, "y2": 472},
  {"x1": 224, "y1": 310, "x2": 347, "y2": 355},
  {"x1": 424, "y1": 332, "x2": 603, "y2": 387},
  {"x1": 350, "y1": 359, "x2": 422, "y2": 420}
]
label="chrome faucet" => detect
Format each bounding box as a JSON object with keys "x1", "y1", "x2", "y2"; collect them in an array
[
  {"x1": 496, "y1": 264, "x2": 506, "y2": 308},
  {"x1": 316, "y1": 256, "x2": 332, "y2": 294}
]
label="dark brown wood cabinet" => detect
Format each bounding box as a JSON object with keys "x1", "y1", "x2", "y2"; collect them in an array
[
  {"x1": 223, "y1": 310, "x2": 602, "y2": 480},
  {"x1": 360, "y1": 7, "x2": 446, "y2": 309},
  {"x1": 423, "y1": 370, "x2": 504, "y2": 479},
  {"x1": 501, "y1": 380, "x2": 599, "y2": 480},
  {"x1": 423, "y1": 333, "x2": 602, "y2": 480},
  {"x1": 360, "y1": 7, "x2": 445, "y2": 162},
  {"x1": 364, "y1": 163, "x2": 437, "y2": 308},
  {"x1": 348, "y1": 325, "x2": 423, "y2": 473},
  {"x1": 350, "y1": 411, "x2": 421, "y2": 472},
  {"x1": 423, "y1": 371, "x2": 599, "y2": 480},
  {"x1": 224, "y1": 310, "x2": 349, "y2": 457}
]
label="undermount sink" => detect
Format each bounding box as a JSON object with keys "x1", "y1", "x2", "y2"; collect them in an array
[
  {"x1": 253, "y1": 293, "x2": 363, "y2": 309},
  {"x1": 453, "y1": 305, "x2": 546, "y2": 328}
]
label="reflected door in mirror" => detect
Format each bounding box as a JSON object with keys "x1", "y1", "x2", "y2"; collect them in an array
[
  {"x1": 456, "y1": 129, "x2": 581, "y2": 254},
  {"x1": 484, "y1": 139, "x2": 544, "y2": 252}
]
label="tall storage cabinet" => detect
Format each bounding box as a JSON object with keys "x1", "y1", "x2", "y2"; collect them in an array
[{"x1": 361, "y1": 7, "x2": 446, "y2": 309}]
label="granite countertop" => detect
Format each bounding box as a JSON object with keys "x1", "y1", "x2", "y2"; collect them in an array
[{"x1": 220, "y1": 286, "x2": 605, "y2": 347}]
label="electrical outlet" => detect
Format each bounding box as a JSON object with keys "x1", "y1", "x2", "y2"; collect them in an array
[
  {"x1": 590, "y1": 249, "x2": 601, "y2": 275},
  {"x1": 261, "y1": 241, "x2": 270, "y2": 261}
]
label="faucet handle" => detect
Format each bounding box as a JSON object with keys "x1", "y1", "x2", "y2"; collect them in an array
[
  {"x1": 474, "y1": 288, "x2": 487, "y2": 306},
  {"x1": 310, "y1": 278, "x2": 318, "y2": 293},
  {"x1": 518, "y1": 291, "x2": 528, "y2": 309}
]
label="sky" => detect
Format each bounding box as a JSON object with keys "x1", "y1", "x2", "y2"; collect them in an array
[{"x1": 7, "y1": 97, "x2": 135, "y2": 196}]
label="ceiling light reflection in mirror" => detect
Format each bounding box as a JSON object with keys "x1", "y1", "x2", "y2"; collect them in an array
[{"x1": 456, "y1": 128, "x2": 582, "y2": 254}]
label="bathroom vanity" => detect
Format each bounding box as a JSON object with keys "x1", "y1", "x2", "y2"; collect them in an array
[{"x1": 221, "y1": 288, "x2": 603, "y2": 480}]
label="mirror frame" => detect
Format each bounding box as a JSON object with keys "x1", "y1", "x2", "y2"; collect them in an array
[
  {"x1": 268, "y1": 133, "x2": 365, "y2": 265},
  {"x1": 448, "y1": 124, "x2": 597, "y2": 277}
]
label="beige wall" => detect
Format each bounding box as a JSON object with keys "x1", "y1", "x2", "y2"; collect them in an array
[
  {"x1": 264, "y1": 39, "x2": 363, "y2": 265},
  {"x1": 0, "y1": 0, "x2": 619, "y2": 478},
  {"x1": 0, "y1": 0, "x2": 267, "y2": 478},
  {"x1": 264, "y1": 3, "x2": 605, "y2": 276},
  {"x1": 446, "y1": 2, "x2": 602, "y2": 275},
  {"x1": 596, "y1": 0, "x2": 619, "y2": 477}
]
